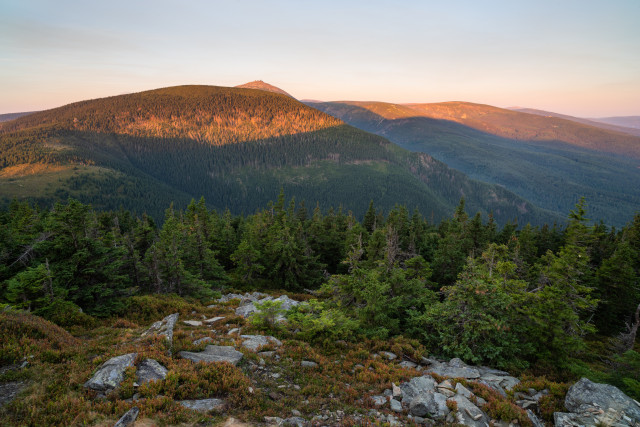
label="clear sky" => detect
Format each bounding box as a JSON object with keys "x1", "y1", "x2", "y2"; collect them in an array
[{"x1": 1, "y1": 0, "x2": 639, "y2": 117}]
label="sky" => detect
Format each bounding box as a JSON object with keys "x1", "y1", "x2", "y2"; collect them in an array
[{"x1": 1, "y1": 0, "x2": 639, "y2": 117}]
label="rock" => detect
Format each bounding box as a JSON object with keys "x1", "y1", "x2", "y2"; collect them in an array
[
  {"x1": 400, "y1": 375, "x2": 437, "y2": 404},
  {"x1": 241, "y1": 335, "x2": 282, "y2": 351},
  {"x1": 236, "y1": 304, "x2": 260, "y2": 318},
  {"x1": 282, "y1": 416, "x2": 306, "y2": 426},
  {"x1": 399, "y1": 360, "x2": 418, "y2": 369},
  {"x1": 204, "y1": 316, "x2": 225, "y2": 324},
  {"x1": 228, "y1": 328, "x2": 240, "y2": 335},
  {"x1": 477, "y1": 379, "x2": 507, "y2": 397},
  {"x1": 0, "y1": 381, "x2": 27, "y2": 407},
  {"x1": 564, "y1": 377, "x2": 640, "y2": 423},
  {"x1": 452, "y1": 394, "x2": 489, "y2": 427},
  {"x1": 392, "y1": 382, "x2": 402, "y2": 398},
  {"x1": 193, "y1": 336, "x2": 214, "y2": 345},
  {"x1": 141, "y1": 313, "x2": 178, "y2": 344},
  {"x1": 84, "y1": 353, "x2": 136, "y2": 393},
  {"x1": 499, "y1": 375, "x2": 520, "y2": 391},
  {"x1": 527, "y1": 409, "x2": 545, "y2": 427},
  {"x1": 291, "y1": 409, "x2": 302, "y2": 417},
  {"x1": 301, "y1": 360, "x2": 318, "y2": 368},
  {"x1": 114, "y1": 406, "x2": 139, "y2": 427},
  {"x1": 409, "y1": 391, "x2": 450, "y2": 420},
  {"x1": 183, "y1": 320, "x2": 203, "y2": 327},
  {"x1": 178, "y1": 398, "x2": 225, "y2": 412},
  {"x1": 477, "y1": 366, "x2": 510, "y2": 376},
  {"x1": 179, "y1": 345, "x2": 243, "y2": 365},
  {"x1": 380, "y1": 351, "x2": 397, "y2": 360},
  {"x1": 427, "y1": 361, "x2": 481, "y2": 379},
  {"x1": 455, "y1": 382, "x2": 473, "y2": 398},
  {"x1": 135, "y1": 359, "x2": 167, "y2": 385},
  {"x1": 390, "y1": 398, "x2": 403, "y2": 413},
  {"x1": 371, "y1": 395, "x2": 387, "y2": 407}
]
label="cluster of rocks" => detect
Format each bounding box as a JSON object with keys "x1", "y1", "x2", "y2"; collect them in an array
[{"x1": 217, "y1": 292, "x2": 300, "y2": 321}]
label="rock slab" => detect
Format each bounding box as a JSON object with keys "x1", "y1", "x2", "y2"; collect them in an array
[
  {"x1": 136, "y1": 358, "x2": 167, "y2": 385},
  {"x1": 142, "y1": 313, "x2": 179, "y2": 344},
  {"x1": 179, "y1": 345, "x2": 243, "y2": 365},
  {"x1": 241, "y1": 335, "x2": 282, "y2": 352},
  {"x1": 178, "y1": 398, "x2": 225, "y2": 412}
]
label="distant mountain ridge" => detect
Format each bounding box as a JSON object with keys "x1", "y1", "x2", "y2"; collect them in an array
[
  {"x1": 310, "y1": 100, "x2": 640, "y2": 227},
  {"x1": 510, "y1": 108, "x2": 640, "y2": 137},
  {"x1": 0, "y1": 84, "x2": 555, "y2": 225},
  {"x1": 591, "y1": 115, "x2": 640, "y2": 130},
  {"x1": 234, "y1": 80, "x2": 294, "y2": 97},
  {"x1": 0, "y1": 111, "x2": 37, "y2": 123}
]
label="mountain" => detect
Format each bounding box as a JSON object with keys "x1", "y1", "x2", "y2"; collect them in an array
[
  {"x1": 0, "y1": 111, "x2": 37, "y2": 123},
  {"x1": 235, "y1": 80, "x2": 294, "y2": 97},
  {"x1": 309, "y1": 101, "x2": 640, "y2": 227},
  {"x1": 591, "y1": 116, "x2": 640, "y2": 130},
  {"x1": 0, "y1": 84, "x2": 556, "y2": 225},
  {"x1": 511, "y1": 108, "x2": 640, "y2": 137}
]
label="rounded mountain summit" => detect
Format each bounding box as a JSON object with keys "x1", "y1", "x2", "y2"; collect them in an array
[{"x1": 235, "y1": 80, "x2": 294, "y2": 98}]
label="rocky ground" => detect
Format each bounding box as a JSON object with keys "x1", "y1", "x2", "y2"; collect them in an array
[{"x1": 2, "y1": 292, "x2": 639, "y2": 426}]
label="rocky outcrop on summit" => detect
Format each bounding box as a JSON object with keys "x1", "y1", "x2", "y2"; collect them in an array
[
  {"x1": 234, "y1": 80, "x2": 294, "y2": 98},
  {"x1": 554, "y1": 377, "x2": 640, "y2": 427}
]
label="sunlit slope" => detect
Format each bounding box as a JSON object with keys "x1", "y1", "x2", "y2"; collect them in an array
[{"x1": 0, "y1": 85, "x2": 556, "y2": 224}]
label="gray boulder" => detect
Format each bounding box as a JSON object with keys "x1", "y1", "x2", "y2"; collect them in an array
[
  {"x1": 193, "y1": 336, "x2": 214, "y2": 346},
  {"x1": 135, "y1": 359, "x2": 167, "y2": 385},
  {"x1": 141, "y1": 313, "x2": 178, "y2": 344},
  {"x1": 301, "y1": 360, "x2": 318, "y2": 368},
  {"x1": 203, "y1": 316, "x2": 225, "y2": 324},
  {"x1": 282, "y1": 416, "x2": 306, "y2": 426},
  {"x1": 390, "y1": 398, "x2": 403, "y2": 413},
  {"x1": 565, "y1": 378, "x2": 640, "y2": 423},
  {"x1": 371, "y1": 395, "x2": 387, "y2": 407},
  {"x1": 527, "y1": 409, "x2": 545, "y2": 427},
  {"x1": 179, "y1": 345, "x2": 243, "y2": 365},
  {"x1": 409, "y1": 391, "x2": 449, "y2": 420},
  {"x1": 84, "y1": 353, "x2": 136, "y2": 393},
  {"x1": 178, "y1": 398, "x2": 225, "y2": 412},
  {"x1": 241, "y1": 335, "x2": 282, "y2": 351},
  {"x1": 400, "y1": 375, "x2": 437, "y2": 404},
  {"x1": 114, "y1": 407, "x2": 139, "y2": 427},
  {"x1": 183, "y1": 320, "x2": 202, "y2": 327}
]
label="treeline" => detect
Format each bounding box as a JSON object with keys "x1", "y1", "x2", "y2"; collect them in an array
[{"x1": 1, "y1": 196, "x2": 639, "y2": 377}]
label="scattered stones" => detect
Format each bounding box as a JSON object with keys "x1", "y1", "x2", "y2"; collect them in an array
[
  {"x1": 301, "y1": 360, "x2": 318, "y2": 368},
  {"x1": 282, "y1": 416, "x2": 306, "y2": 426},
  {"x1": 135, "y1": 359, "x2": 167, "y2": 385},
  {"x1": 183, "y1": 320, "x2": 203, "y2": 327},
  {"x1": 452, "y1": 394, "x2": 489, "y2": 427},
  {"x1": 392, "y1": 382, "x2": 402, "y2": 398},
  {"x1": 114, "y1": 406, "x2": 139, "y2": 427},
  {"x1": 399, "y1": 360, "x2": 418, "y2": 369},
  {"x1": 178, "y1": 398, "x2": 225, "y2": 412},
  {"x1": 141, "y1": 313, "x2": 178, "y2": 345},
  {"x1": 179, "y1": 345, "x2": 243, "y2": 365},
  {"x1": 84, "y1": 353, "x2": 137, "y2": 394},
  {"x1": 409, "y1": 391, "x2": 449, "y2": 420},
  {"x1": 241, "y1": 335, "x2": 282, "y2": 351}
]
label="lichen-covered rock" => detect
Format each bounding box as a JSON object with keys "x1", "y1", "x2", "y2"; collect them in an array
[
  {"x1": 241, "y1": 335, "x2": 282, "y2": 351},
  {"x1": 114, "y1": 407, "x2": 139, "y2": 427},
  {"x1": 84, "y1": 353, "x2": 137, "y2": 394},
  {"x1": 427, "y1": 360, "x2": 481, "y2": 379},
  {"x1": 565, "y1": 378, "x2": 640, "y2": 422},
  {"x1": 135, "y1": 359, "x2": 167, "y2": 385},
  {"x1": 141, "y1": 313, "x2": 178, "y2": 345},
  {"x1": 409, "y1": 391, "x2": 449, "y2": 420},
  {"x1": 183, "y1": 320, "x2": 203, "y2": 327},
  {"x1": 179, "y1": 345, "x2": 243, "y2": 365},
  {"x1": 178, "y1": 398, "x2": 225, "y2": 412}
]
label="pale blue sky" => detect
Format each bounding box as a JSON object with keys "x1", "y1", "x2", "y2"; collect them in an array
[{"x1": 1, "y1": 0, "x2": 639, "y2": 116}]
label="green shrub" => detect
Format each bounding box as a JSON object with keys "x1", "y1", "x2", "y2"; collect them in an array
[{"x1": 286, "y1": 299, "x2": 359, "y2": 342}]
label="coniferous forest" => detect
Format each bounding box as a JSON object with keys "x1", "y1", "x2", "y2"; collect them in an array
[{"x1": 2, "y1": 193, "x2": 638, "y2": 406}]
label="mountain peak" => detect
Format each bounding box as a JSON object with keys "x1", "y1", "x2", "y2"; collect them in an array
[{"x1": 235, "y1": 80, "x2": 294, "y2": 98}]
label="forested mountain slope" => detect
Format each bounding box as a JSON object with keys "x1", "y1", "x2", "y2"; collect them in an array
[
  {"x1": 310, "y1": 101, "x2": 640, "y2": 227},
  {"x1": 0, "y1": 85, "x2": 557, "y2": 224}
]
